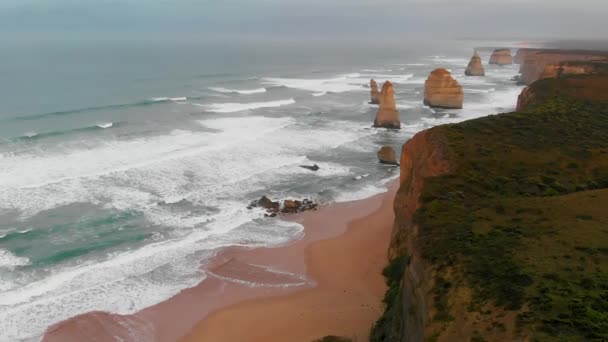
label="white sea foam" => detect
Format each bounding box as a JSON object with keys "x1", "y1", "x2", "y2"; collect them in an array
[
  {"x1": 208, "y1": 87, "x2": 267, "y2": 95},
  {"x1": 196, "y1": 98, "x2": 295, "y2": 113},
  {"x1": 148, "y1": 97, "x2": 187, "y2": 102},
  {"x1": 430, "y1": 56, "x2": 470, "y2": 64},
  {"x1": 397, "y1": 101, "x2": 421, "y2": 109},
  {"x1": 312, "y1": 92, "x2": 327, "y2": 97},
  {"x1": 262, "y1": 76, "x2": 365, "y2": 94},
  {"x1": 96, "y1": 122, "x2": 113, "y2": 129},
  {"x1": 334, "y1": 183, "x2": 392, "y2": 203},
  {"x1": 0, "y1": 249, "x2": 31, "y2": 268},
  {"x1": 359, "y1": 73, "x2": 416, "y2": 85},
  {"x1": 208, "y1": 263, "x2": 311, "y2": 288}
]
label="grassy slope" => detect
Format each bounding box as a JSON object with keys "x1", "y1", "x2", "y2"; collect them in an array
[{"x1": 372, "y1": 95, "x2": 608, "y2": 341}]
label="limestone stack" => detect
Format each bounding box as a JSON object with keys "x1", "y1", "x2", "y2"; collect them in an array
[
  {"x1": 373, "y1": 81, "x2": 401, "y2": 129},
  {"x1": 465, "y1": 51, "x2": 485, "y2": 76},
  {"x1": 489, "y1": 49, "x2": 513, "y2": 65},
  {"x1": 423, "y1": 68, "x2": 464, "y2": 109},
  {"x1": 377, "y1": 146, "x2": 399, "y2": 165},
  {"x1": 370, "y1": 79, "x2": 380, "y2": 104}
]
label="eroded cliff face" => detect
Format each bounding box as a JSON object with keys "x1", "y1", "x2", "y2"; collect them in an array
[
  {"x1": 374, "y1": 81, "x2": 401, "y2": 129},
  {"x1": 489, "y1": 49, "x2": 513, "y2": 65},
  {"x1": 423, "y1": 69, "x2": 464, "y2": 109},
  {"x1": 539, "y1": 60, "x2": 608, "y2": 80},
  {"x1": 517, "y1": 74, "x2": 608, "y2": 111},
  {"x1": 387, "y1": 128, "x2": 453, "y2": 342},
  {"x1": 465, "y1": 51, "x2": 485, "y2": 76},
  {"x1": 518, "y1": 50, "x2": 608, "y2": 85},
  {"x1": 514, "y1": 48, "x2": 543, "y2": 65}
]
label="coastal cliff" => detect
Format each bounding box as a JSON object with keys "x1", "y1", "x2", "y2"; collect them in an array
[
  {"x1": 517, "y1": 74, "x2": 608, "y2": 111},
  {"x1": 371, "y1": 128, "x2": 453, "y2": 342},
  {"x1": 373, "y1": 75, "x2": 608, "y2": 342},
  {"x1": 518, "y1": 49, "x2": 608, "y2": 84},
  {"x1": 539, "y1": 60, "x2": 608, "y2": 80}
]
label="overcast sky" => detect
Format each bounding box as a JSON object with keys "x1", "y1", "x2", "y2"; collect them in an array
[{"x1": 1, "y1": 0, "x2": 607, "y2": 41}]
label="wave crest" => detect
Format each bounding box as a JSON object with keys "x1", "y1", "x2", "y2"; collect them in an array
[
  {"x1": 195, "y1": 98, "x2": 296, "y2": 113},
  {"x1": 209, "y1": 87, "x2": 267, "y2": 95}
]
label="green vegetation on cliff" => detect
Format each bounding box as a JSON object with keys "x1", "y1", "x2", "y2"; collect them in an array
[{"x1": 373, "y1": 94, "x2": 608, "y2": 341}]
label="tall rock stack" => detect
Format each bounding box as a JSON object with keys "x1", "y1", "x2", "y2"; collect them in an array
[
  {"x1": 465, "y1": 51, "x2": 485, "y2": 76},
  {"x1": 489, "y1": 49, "x2": 513, "y2": 65},
  {"x1": 424, "y1": 68, "x2": 464, "y2": 109},
  {"x1": 370, "y1": 79, "x2": 380, "y2": 104},
  {"x1": 373, "y1": 81, "x2": 401, "y2": 129}
]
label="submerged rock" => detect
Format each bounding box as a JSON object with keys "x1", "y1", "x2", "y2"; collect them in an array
[
  {"x1": 378, "y1": 146, "x2": 399, "y2": 165},
  {"x1": 373, "y1": 81, "x2": 401, "y2": 129},
  {"x1": 424, "y1": 68, "x2": 464, "y2": 109},
  {"x1": 489, "y1": 49, "x2": 513, "y2": 65},
  {"x1": 300, "y1": 164, "x2": 320, "y2": 171},
  {"x1": 370, "y1": 79, "x2": 380, "y2": 104},
  {"x1": 465, "y1": 51, "x2": 485, "y2": 76}
]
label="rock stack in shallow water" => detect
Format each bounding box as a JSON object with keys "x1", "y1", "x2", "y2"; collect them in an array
[
  {"x1": 377, "y1": 146, "x2": 399, "y2": 165},
  {"x1": 424, "y1": 68, "x2": 464, "y2": 109},
  {"x1": 370, "y1": 79, "x2": 380, "y2": 104},
  {"x1": 465, "y1": 51, "x2": 485, "y2": 76},
  {"x1": 373, "y1": 81, "x2": 401, "y2": 129},
  {"x1": 489, "y1": 49, "x2": 513, "y2": 65}
]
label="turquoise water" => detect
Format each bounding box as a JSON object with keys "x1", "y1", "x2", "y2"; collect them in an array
[{"x1": 0, "y1": 38, "x2": 523, "y2": 340}]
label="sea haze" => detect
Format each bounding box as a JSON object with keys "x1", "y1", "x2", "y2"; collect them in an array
[{"x1": 0, "y1": 38, "x2": 523, "y2": 341}]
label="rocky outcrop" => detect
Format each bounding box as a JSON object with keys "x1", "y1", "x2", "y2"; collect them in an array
[
  {"x1": 423, "y1": 69, "x2": 464, "y2": 109},
  {"x1": 374, "y1": 81, "x2": 401, "y2": 129},
  {"x1": 489, "y1": 49, "x2": 513, "y2": 65},
  {"x1": 518, "y1": 49, "x2": 608, "y2": 85},
  {"x1": 370, "y1": 79, "x2": 381, "y2": 104},
  {"x1": 516, "y1": 74, "x2": 608, "y2": 111},
  {"x1": 248, "y1": 196, "x2": 318, "y2": 216},
  {"x1": 300, "y1": 164, "x2": 320, "y2": 171},
  {"x1": 377, "y1": 146, "x2": 399, "y2": 166},
  {"x1": 465, "y1": 51, "x2": 485, "y2": 76}
]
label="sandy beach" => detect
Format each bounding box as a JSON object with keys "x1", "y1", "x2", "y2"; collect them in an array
[
  {"x1": 180, "y1": 180, "x2": 398, "y2": 342},
  {"x1": 44, "y1": 180, "x2": 398, "y2": 342}
]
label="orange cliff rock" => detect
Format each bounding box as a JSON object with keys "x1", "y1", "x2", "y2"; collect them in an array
[
  {"x1": 518, "y1": 49, "x2": 608, "y2": 85},
  {"x1": 489, "y1": 49, "x2": 513, "y2": 65},
  {"x1": 388, "y1": 128, "x2": 454, "y2": 340},
  {"x1": 465, "y1": 51, "x2": 485, "y2": 76},
  {"x1": 516, "y1": 74, "x2": 608, "y2": 111},
  {"x1": 539, "y1": 60, "x2": 608, "y2": 80},
  {"x1": 514, "y1": 48, "x2": 543, "y2": 64},
  {"x1": 373, "y1": 81, "x2": 401, "y2": 129},
  {"x1": 424, "y1": 68, "x2": 464, "y2": 109},
  {"x1": 370, "y1": 79, "x2": 380, "y2": 104}
]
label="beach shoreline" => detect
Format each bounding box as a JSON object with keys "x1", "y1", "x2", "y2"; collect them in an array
[{"x1": 43, "y1": 180, "x2": 398, "y2": 342}]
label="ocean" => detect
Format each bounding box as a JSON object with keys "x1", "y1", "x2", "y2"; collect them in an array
[{"x1": 0, "y1": 38, "x2": 523, "y2": 341}]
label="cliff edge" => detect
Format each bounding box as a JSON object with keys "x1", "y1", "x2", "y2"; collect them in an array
[{"x1": 372, "y1": 75, "x2": 608, "y2": 342}]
